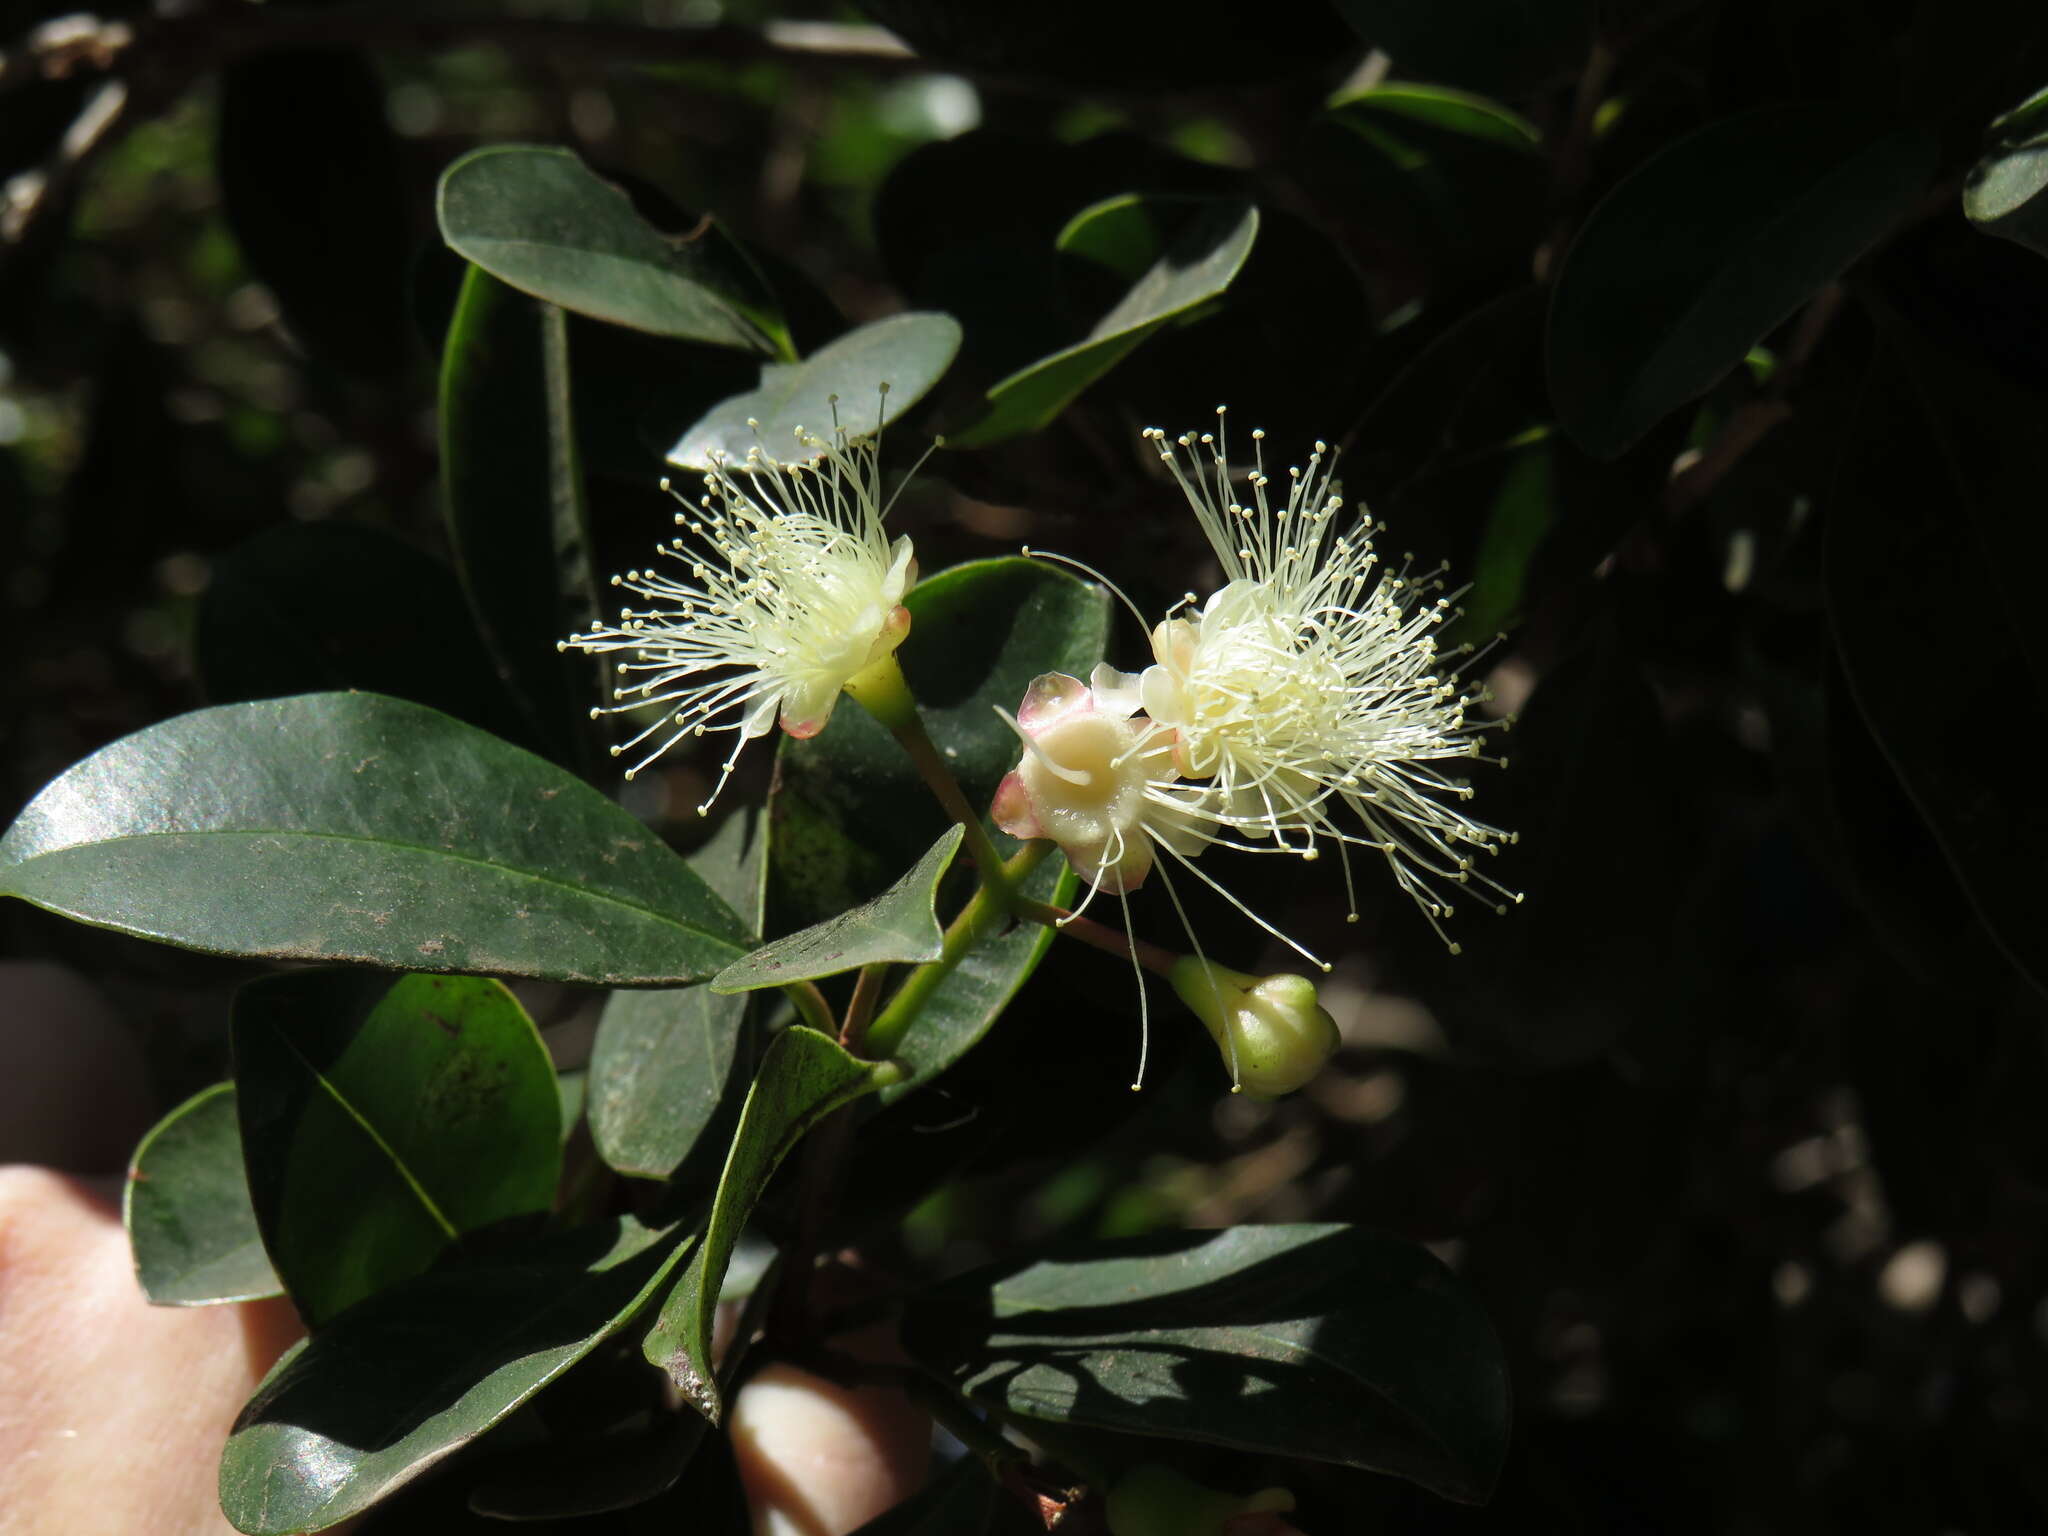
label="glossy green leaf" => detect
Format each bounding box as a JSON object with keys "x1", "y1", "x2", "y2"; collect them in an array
[
  {"x1": 713, "y1": 825, "x2": 961, "y2": 993},
  {"x1": 1964, "y1": 85, "x2": 2048, "y2": 258},
  {"x1": 772, "y1": 558, "x2": 1111, "y2": 931},
  {"x1": 219, "y1": 1216, "x2": 692, "y2": 1535},
  {"x1": 588, "y1": 811, "x2": 770, "y2": 1180},
  {"x1": 904, "y1": 1224, "x2": 1510, "y2": 1504},
  {"x1": 1826, "y1": 329, "x2": 2048, "y2": 998},
  {"x1": 437, "y1": 144, "x2": 787, "y2": 354},
  {"x1": 124, "y1": 1083, "x2": 281, "y2": 1307},
  {"x1": 195, "y1": 521, "x2": 531, "y2": 749},
  {"x1": 1332, "y1": 0, "x2": 1592, "y2": 94},
  {"x1": 666, "y1": 311, "x2": 963, "y2": 470},
  {"x1": 1548, "y1": 108, "x2": 1936, "y2": 457},
  {"x1": 947, "y1": 197, "x2": 1258, "y2": 448},
  {"x1": 642, "y1": 1026, "x2": 894, "y2": 1419},
  {"x1": 233, "y1": 970, "x2": 561, "y2": 1325},
  {"x1": 0, "y1": 692, "x2": 748, "y2": 985},
  {"x1": 440, "y1": 264, "x2": 596, "y2": 768}
]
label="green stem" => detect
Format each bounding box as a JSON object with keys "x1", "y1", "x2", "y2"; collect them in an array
[
  {"x1": 844, "y1": 652, "x2": 1012, "y2": 890},
  {"x1": 865, "y1": 842, "x2": 1052, "y2": 1060}
]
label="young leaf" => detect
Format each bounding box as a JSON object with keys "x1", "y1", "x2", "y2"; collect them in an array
[
  {"x1": 903, "y1": 1225, "x2": 1510, "y2": 1505},
  {"x1": 219, "y1": 1216, "x2": 693, "y2": 1535},
  {"x1": 666, "y1": 311, "x2": 963, "y2": 470},
  {"x1": 440, "y1": 264, "x2": 597, "y2": 767},
  {"x1": 1548, "y1": 107, "x2": 1935, "y2": 457},
  {"x1": 0, "y1": 693, "x2": 749, "y2": 985},
  {"x1": 946, "y1": 197, "x2": 1259, "y2": 448},
  {"x1": 642, "y1": 1026, "x2": 895, "y2": 1419},
  {"x1": 234, "y1": 970, "x2": 562, "y2": 1325},
  {"x1": 437, "y1": 144, "x2": 788, "y2": 354},
  {"x1": 123, "y1": 1082, "x2": 281, "y2": 1307},
  {"x1": 712, "y1": 825, "x2": 962, "y2": 993}
]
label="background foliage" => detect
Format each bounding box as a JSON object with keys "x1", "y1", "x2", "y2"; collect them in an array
[{"x1": 8, "y1": 0, "x2": 2048, "y2": 1530}]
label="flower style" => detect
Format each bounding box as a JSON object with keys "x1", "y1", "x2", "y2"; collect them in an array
[
  {"x1": 560, "y1": 421, "x2": 916, "y2": 811},
  {"x1": 1126, "y1": 411, "x2": 1518, "y2": 950}
]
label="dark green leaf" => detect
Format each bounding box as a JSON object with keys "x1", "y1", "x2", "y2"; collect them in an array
[
  {"x1": 947, "y1": 198, "x2": 1259, "y2": 448},
  {"x1": 589, "y1": 985, "x2": 751, "y2": 1181},
  {"x1": 880, "y1": 849, "x2": 1069, "y2": 1094},
  {"x1": 903, "y1": 1225, "x2": 1509, "y2": 1504},
  {"x1": 667, "y1": 312, "x2": 963, "y2": 470},
  {"x1": 1319, "y1": 85, "x2": 1543, "y2": 279},
  {"x1": 233, "y1": 970, "x2": 561, "y2": 1325},
  {"x1": 217, "y1": 50, "x2": 410, "y2": 376},
  {"x1": 467, "y1": 1412, "x2": 707, "y2": 1522},
  {"x1": 437, "y1": 144, "x2": 787, "y2": 354},
  {"x1": 0, "y1": 692, "x2": 748, "y2": 984},
  {"x1": 772, "y1": 557, "x2": 1111, "y2": 930},
  {"x1": 195, "y1": 521, "x2": 531, "y2": 750},
  {"x1": 1826, "y1": 328, "x2": 2048, "y2": 997},
  {"x1": 1332, "y1": 0, "x2": 1592, "y2": 95},
  {"x1": 123, "y1": 1082, "x2": 281, "y2": 1307},
  {"x1": 588, "y1": 812, "x2": 770, "y2": 1180},
  {"x1": 440, "y1": 264, "x2": 597, "y2": 768},
  {"x1": 642, "y1": 1026, "x2": 893, "y2": 1418},
  {"x1": 713, "y1": 825, "x2": 961, "y2": 993},
  {"x1": 219, "y1": 1217, "x2": 692, "y2": 1535},
  {"x1": 1548, "y1": 108, "x2": 1936, "y2": 457}
]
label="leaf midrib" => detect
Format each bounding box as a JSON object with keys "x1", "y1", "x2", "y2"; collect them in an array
[{"x1": 5, "y1": 826, "x2": 744, "y2": 950}]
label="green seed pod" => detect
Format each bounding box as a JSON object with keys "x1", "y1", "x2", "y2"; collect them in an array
[{"x1": 1167, "y1": 957, "x2": 1340, "y2": 1098}]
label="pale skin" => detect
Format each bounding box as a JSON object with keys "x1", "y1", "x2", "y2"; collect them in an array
[{"x1": 0, "y1": 962, "x2": 927, "y2": 1536}]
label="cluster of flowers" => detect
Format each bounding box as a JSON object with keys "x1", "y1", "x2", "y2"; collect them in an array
[{"x1": 563, "y1": 405, "x2": 1518, "y2": 1093}]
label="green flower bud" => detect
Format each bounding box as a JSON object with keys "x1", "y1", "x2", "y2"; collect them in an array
[
  {"x1": 1105, "y1": 1463, "x2": 1298, "y2": 1536},
  {"x1": 1168, "y1": 957, "x2": 1339, "y2": 1098}
]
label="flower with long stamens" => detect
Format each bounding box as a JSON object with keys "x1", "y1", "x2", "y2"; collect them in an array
[
  {"x1": 560, "y1": 419, "x2": 916, "y2": 812},
  {"x1": 1130, "y1": 410, "x2": 1518, "y2": 951}
]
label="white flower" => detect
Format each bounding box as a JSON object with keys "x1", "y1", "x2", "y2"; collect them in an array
[
  {"x1": 560, "y1": 422, "x2": 915, "y2": 810},
  {"x1": 1133, "y1": 410, "x2": 1517, "y2": 951}
]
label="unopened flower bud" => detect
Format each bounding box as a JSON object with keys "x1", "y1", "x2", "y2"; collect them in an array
[
  {"x1": 1168, "y1": 957, "x2": 1338, "y2": 1098},
  {"x1": 1105, "y1": 1463, "x2": 1300, "y2": 1536}
]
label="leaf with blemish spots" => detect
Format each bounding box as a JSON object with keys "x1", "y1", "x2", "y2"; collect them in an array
[{"x1": 233, "y1": 969, "x2": 562, "y2": 1325}]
